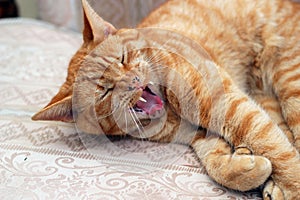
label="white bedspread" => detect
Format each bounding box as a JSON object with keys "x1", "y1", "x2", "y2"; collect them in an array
[{"x1": 0, "y1": 18, "x2": 261, "y2": 200}]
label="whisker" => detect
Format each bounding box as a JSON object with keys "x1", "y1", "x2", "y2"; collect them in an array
[
  {"x1": 145, "y1": 36, "x2": 175, "y2": 62},
  {"x1": 128, "y1": 109, "x2": 142, "y2": 134},
  {"x1": 124, "y1": 107, "x2": 128, "y2": 133},
  {"x1": 127, "y1": 106, "x2": 147, "y2": 139},
  {"x1": 132, "y1": 110, "x2": 149, "y2": 140},
  {"x1": 147, "y1": 61, "x2": 185, "y2": 75},
  {"x1": 112, "y1": 107, "x2": 125, "y2": 125},
  {"x1": 144, "y1": 50, "x2": 164, "y2": 63},
  {"x1": 146, "y1": 52, "x2": 170, "y2": 64},
  {"x1": 147, "y1": 67, "x2": 164, "y2": 74},
  {"x1": 97, "y1": 103, "x2": 121, "y2": 119}
]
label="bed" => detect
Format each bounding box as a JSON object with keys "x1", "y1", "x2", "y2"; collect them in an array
[{"x1": 0, "y1": 3, "x2": 263, "y2": 199}]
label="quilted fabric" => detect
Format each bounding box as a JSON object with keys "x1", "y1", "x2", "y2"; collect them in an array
[{"x1": 0, "y1": 18, "x2": 262, "y2": 199}]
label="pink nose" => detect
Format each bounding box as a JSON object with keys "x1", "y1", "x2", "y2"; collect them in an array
[{"x1": 130, "y1": 76, "x2": 144, "y2": 90}]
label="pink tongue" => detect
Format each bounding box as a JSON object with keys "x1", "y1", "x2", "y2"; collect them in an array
[{"x1": 136, "y1": 90, "x2": 163, "y2": 115}]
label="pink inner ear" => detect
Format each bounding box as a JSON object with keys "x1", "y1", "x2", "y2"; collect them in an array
[
  {"x1": 103, "y1": 22, "x2": 117, "y2": 38},
  {"x1": 82, "y1": 0, "x2": 117, "y2": 43}
]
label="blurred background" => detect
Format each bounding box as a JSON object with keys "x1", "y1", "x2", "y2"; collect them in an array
[
  {"x1": 0, "y1": 0, "x2": 166, "y2": 32},
  {"x1": 16, "y1": 0, "x2": 38, "y2": 18},
  {"x1": 2, "y1": 0, "x2": 300, "y2": 32},
  {"x1": 0, "y1": 0, "x2": 37, "y2": 18}
]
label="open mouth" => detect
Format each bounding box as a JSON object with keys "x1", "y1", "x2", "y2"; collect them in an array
[{"x1": 131, "y1": 86, "x2": 164, "y2": 116}]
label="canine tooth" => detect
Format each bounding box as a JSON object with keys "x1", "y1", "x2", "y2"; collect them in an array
[
  {"x1": 149, "y1": 81, "x2": 154, "y2": 85},
  {"x1": 139, "y1": 97, "x2": 147, "y2": 102}
]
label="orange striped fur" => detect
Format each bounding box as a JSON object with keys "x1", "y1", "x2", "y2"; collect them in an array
[{"x1": 32, "y1": 0, "x2": 300, "y2": 199}]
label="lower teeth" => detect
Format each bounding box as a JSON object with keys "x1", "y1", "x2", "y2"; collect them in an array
[{"x1": 132, "y1": 107, "x2": 143, "y2": 112}]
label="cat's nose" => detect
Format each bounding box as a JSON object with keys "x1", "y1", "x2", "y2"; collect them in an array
[
  {"x1": 131, "y1": 76, "x2": 144, "y2": 89},
  {"x1": 132, "y1": 76, "x2": 140, "y2": 83}
]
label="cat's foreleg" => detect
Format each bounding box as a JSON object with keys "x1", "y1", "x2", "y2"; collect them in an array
[
  {"x1": 209, "y1": 91, "x2": 300, "y2": 199},
  {"x1": 271, "y1": 61, "x2": 300, "y2": 152},
  {"x1": 210, "y1": 95, "x2": 300, "y2": 199},
  {"x1": 147, "y1": 107, "x2": 272, "y2": 192},
  {"x1": 166, "y1": 62, "x2": 300, "y2": 199},
  {"x1": 252, "y1": 94, "x2": 294, "y2": 143},
  {"x1": 190, "y1": 130, "x2": 272, "y2": 192},
  {"x1": 250, "y1": 94, "x2": 296, "y2": 199}
]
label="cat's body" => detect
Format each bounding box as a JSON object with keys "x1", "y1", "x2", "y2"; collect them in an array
[{"x1": 32, "y1": 0, "x2": 300, "y2": 199}]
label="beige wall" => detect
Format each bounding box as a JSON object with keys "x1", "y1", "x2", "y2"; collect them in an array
[{"x1": 16, "y1": 0, "x2": 38, "y2": 18}]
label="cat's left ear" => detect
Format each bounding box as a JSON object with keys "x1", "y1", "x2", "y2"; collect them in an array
[
  {"x1": 31, "y1": 96, "x2": 74, "y2": 122},
  {"x1": 82, "y1": 0, "x2": 117, "y2": 43}
]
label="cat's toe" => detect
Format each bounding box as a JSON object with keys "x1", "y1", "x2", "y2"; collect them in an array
[
  {"x1": 213, "y1": 151, "x2": 272, "y2": 191},
  {"x1": 235, "y1": 146, "x2": 252, "y2": 155},
  {"x1": 233, "y1": 146, "x2": 272, "y2": 174},
  {"x1": 230, "y1": 155, "x2": 272, "y2": 191},
  {"x1": 263, "y1": 180, "x2": 284, "y2": 200}
]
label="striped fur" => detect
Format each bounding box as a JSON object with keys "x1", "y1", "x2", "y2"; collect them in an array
[{"x1": 32, "y1": 0, "x2": 300, "y2": 199}]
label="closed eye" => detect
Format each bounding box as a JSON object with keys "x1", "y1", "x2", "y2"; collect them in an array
[
  {"x1": 96, "y1": 85, "x2": 114, "y2": 99},
  {"x1": 121, "y1": 54, "x2": 125, "y2": 64},
  {"x1": 102, "y1": 88, "x2": 113, "y2": 99},
  {"x1": 121, "y1": 50, "x2": 128, "y2": 64}
]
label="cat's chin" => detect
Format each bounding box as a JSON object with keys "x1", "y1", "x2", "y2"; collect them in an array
[
  {"x1": 119, "y1": 106, "x2": 167, "y2": 139},
  {"x1": 128, "y1": 110, "x2": 168, "y2": 139}
]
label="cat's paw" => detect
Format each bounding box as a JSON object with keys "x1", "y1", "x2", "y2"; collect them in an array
[
  {"x1": 226, "y1": 147, "x2": 272, "y2": 191},
  {"x1": 206, "y1": 146, "x2": 272, "y2": 191},
  {"x1": 235, "y1": 146, "x2": 252, "y2": 155},
  {"x1": 263, "y1": 180, "x2": 284, "y2": 200},
  {"x1": 294, "y1": 139, "x2": 300, "y2": 153},
  {"x1": 263, "y1": 179, "x2": 300, "y2": 200}
]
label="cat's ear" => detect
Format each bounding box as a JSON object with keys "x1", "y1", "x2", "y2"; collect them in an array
[
  {"x1": 31, "y1": 96, "x2": 74, "y2": 122},
  {"x1": 82, "y1": 0, "x2": 117, "y2": 43}
]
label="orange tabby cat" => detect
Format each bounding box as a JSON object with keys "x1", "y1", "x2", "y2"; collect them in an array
[{"x1": 32, "y1": 0, "x2": 300, "y2": 199}]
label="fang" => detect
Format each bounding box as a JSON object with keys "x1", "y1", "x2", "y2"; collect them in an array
[{"x1": 139, "y1": 97, "x2": 147, "y2": 102}]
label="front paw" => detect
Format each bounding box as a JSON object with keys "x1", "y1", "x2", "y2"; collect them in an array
[
  {"x1": 205, "y1": 146, "x2": 272, "y2": 191},
  {"x1": 263, "y1": 179, "x2": 300, "y2": 200},
  {"x1": 295, "y1": 139, "x2": 300, "y2": 153},
  {"x1": 263, "y1": 180, "x2": 284, "y2": 200},
  {"x1": 228, "y1": 147, "x2": 272, "y2": 191}
]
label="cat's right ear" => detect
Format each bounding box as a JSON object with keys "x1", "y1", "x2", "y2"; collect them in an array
[
  {"x1": 82, "y1": 0, "x2": 117, "y2": 43},
  {"x1": 31, "y1": 96, "x2": 73, "y2": 123}
]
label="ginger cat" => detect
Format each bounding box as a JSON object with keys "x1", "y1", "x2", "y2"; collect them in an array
[{"x1": 32, "y1": 0, "x2": 300, "y2": 199}]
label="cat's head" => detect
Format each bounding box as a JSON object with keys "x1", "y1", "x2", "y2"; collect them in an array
[{"x1": 32, "y1": 0, "x2": 170, "y2": 137}]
